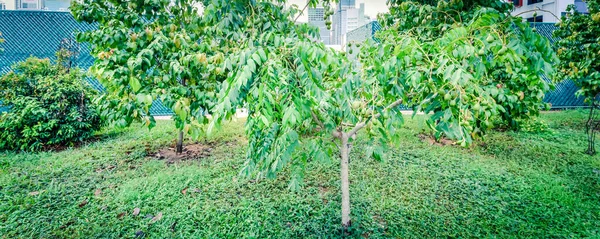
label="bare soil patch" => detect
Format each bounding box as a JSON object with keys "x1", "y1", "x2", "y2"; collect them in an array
[
  {"x1": 418, "y1": 133, "x2": 454, "y2": 146},
  {"x1": 151, "y1": 143, "x2": 214, "y2": 164}
]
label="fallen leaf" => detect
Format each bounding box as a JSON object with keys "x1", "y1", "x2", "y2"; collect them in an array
[
  {"x1": 117, "y1": 212, "x2": 126, "y2": 219},
  {"x1": 29, "y1": 191, "x2": 40, "y2": 196},
  {"x1": 94, "y1": 189, "x2": 102, "y2": 196},
  {"x1": 133, "y1": 208, "x2": 140, "y2": 216},
  {"x1": 151, "y1": 212, "x2": 163, "y2": 222},
  {"x1": 193, "y1": 188, "x2": 202, "y2": 193},
  {"x1": 78, "y1": 200, "x2": 88, "y2": 208},
  {"x1": 181, "y1": 187, "x2": 188, "y2": 195}
]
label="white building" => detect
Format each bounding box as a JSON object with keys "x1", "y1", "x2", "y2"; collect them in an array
[
  {"x1": 0, "y1": 0, "x2": 71, "y2": 11},
  {"x1": 0, "y1": 0, "x2": 16, "y2": 10},
  {"x1": 331, "y1": 0, "x2": 368, "y2": 45},
  {"x1": 509, "y1": 0, "x2": 588, "y2": 23},
  {"x1": 308, "y1": 3, "x2": 332, "y2": 45}
]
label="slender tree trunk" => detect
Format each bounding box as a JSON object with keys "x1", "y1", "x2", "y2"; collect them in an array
[
  {"x1": 177, "y1": 78, "x2": 187, "y2": 155},
  {"x1": 339, "y1": 133, "x2": 351, "y2": 229},
  {"x1": 176, "y1": 130, "x2": 184, "y2": 154},
  {"x1": 586, "y1": 103, "x2": 596, "y2": 155}
]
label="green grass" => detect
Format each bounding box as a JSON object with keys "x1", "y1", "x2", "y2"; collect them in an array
[{"x1": 1, "y1": 110, "x2": 599, "y2": 238}]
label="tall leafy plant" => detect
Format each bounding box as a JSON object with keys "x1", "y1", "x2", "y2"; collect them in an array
[
  {"x1": 211, "y1": 0, "x2": 556, "y2": 229},
  {"x1": 555, "y1": 0, "x2": 600, "y2": 155},
  {"x1": 71, "y1": 0, "x2": 224, "y2": 153}
]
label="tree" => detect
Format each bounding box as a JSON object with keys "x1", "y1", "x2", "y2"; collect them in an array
[
  {"x1": 554, "y1": 0, "x2": 600, "y2": 155},
  {"x1": 373, "y1": 0, "x2": 557, "y2": 143},
  {"x1": 72, "y1": 0, "x2": 557, "y2": 230},
  {"x1": 209, "y1": 0, "x2": 556, "y2": 229},
  {"x1": 71, "y1": 0, "x2": 225, "y2": 153}
]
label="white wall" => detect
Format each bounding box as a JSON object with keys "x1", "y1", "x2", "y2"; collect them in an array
[
  {"x1": 1, "y1": 0, "x2": 17, "y2": 10},
  {"x1": 511, "y1": 0, "x2": 573, "y2": 23}
]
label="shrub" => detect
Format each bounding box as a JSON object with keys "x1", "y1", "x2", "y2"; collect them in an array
[{"x1": 0, "y1": 53, "x2": 102, "y2": 151}]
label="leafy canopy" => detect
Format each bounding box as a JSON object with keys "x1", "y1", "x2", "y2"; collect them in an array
[
  {"x1": 72, "y1": 0, "x2": 225, "y2": 138},
  {"x1": 370, "y1": 0, "x2": 557, "y2": 144},
  {"x1": 555, "y1": 0, "x2": 600, "y2": 100}
]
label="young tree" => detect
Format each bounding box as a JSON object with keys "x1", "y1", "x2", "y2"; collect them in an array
[
  {"x1": 209, "y1": 0, "x2": 556, "y2": 229},
  {"x1": 71, "y1": 0, "x2": 225, "y2": 153},
  {"x1": 555, "y1": 0, "x2": 600, "y2": 155},
  {"x1": 207, "y1": 0, "x2": 403, "y2": 229}
]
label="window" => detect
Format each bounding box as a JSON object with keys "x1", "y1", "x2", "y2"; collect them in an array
[
  {"x1": 528, "y1": 0, "x2": 543, "y2": 4},
  {"x1": 0, "y1": 3, "x2": 5, "y2": 10},
  {"x1": 22, "y1": 3, "x2": 38, "y2": 9},
  {"x1": 509, "y1": 0, "x2": 523, "y2": 7}
]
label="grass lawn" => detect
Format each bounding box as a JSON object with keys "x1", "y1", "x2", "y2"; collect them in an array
[{"x1": 1, "y1": 110, "x2": 599, "y2": 238}]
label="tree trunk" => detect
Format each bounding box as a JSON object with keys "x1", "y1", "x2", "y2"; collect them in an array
[
  {"x1": 586, "y1": 104, "x2": 596, "y2": 155},
  {"x1": 177, "y1": 78, "x2": 186, "y2": 155},
  {"x1": 176, "y1": 130, "x2": 184, "y2": 154},
  {"x1": 340, "y1": 133, "x2": 351, "y2": 229}
]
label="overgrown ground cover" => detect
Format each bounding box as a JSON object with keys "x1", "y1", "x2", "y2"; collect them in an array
[{"x1": 0, "y1": 110, "x2": 598, "y2": 238}]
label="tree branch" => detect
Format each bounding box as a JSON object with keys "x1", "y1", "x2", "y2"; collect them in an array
[
  {"x1": 311, "y1": 110, "x2": 325, "y2": 129},
  {"x1": 513, "y1": 8, "x2": 561, "y2": 22},
  {"x1": 294, "y1": 2, "x2": 310, "y2": 23},
  {"x1": 347, "y1": 99, "x2": 403, "y2": 137}
]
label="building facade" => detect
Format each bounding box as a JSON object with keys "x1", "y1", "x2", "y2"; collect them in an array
[
  {"x1": 0, "y1": 0, "x2": 70, "y2": 11},
  {"x1": 331, "y1": 1, "x2": 369, "y2": 45},
  {"x1": 308, "y1": 4, "x2": 331, "y2": 45},
  {"x1": 509, "y1": 0, "x2": 588, "y2": 22}
]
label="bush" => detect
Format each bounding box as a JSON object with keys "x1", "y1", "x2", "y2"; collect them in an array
[{"x1": 0, "y1": 53, "x2": 102, "y2": 151}]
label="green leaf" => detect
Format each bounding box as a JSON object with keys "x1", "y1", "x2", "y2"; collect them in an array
[
  {"x1": 129, "y1": 77, "x2": 141, "y2": 92},
  {"x1": 372, "y1": 145, "x2": 384, "y2": 161}
]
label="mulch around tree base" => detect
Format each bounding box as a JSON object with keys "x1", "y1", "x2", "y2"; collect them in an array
[
  {"x1": 418, "y1": 133, "x2": 455, "y2": 146},
  {"x1": 151, "y1": 143, "x2": 214, "y2": 164}
]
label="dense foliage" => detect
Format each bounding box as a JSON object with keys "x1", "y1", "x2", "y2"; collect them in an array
[
  {"x1": 0, "y1": 54, "x2": 102, "y2": 151},
  {"x1": 370, "y1": 0, "x2": 557, "y2": 144},
  {"x1": 72, "y1": 0, "x2": 558, "y2": 228},
  {"x1": 554, "y1": 0, "x2": 600, "y2": 154},
  {"x1": 72, "y1": 0, "x2": 226, "y2": 152}
]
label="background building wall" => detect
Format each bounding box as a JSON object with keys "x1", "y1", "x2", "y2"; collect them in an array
[
  {"x1": 0, "y1": 0, "x2": 71, "y2": 11},
  {"x1": 0, "y1": 0, "x2": 17, "y2": 10},
  {"x1": 330, "y1": 0, "x2": 370, "y2": 45},
  {"x1": 308, "y1": 4, "x2": 331, "y2": 45},
  {"x1": 510, "y1": 0, "x2": 588, "y2": 22},
  {"x1": 43, "y1": 0, "x2": 70, "y2": 11}
]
